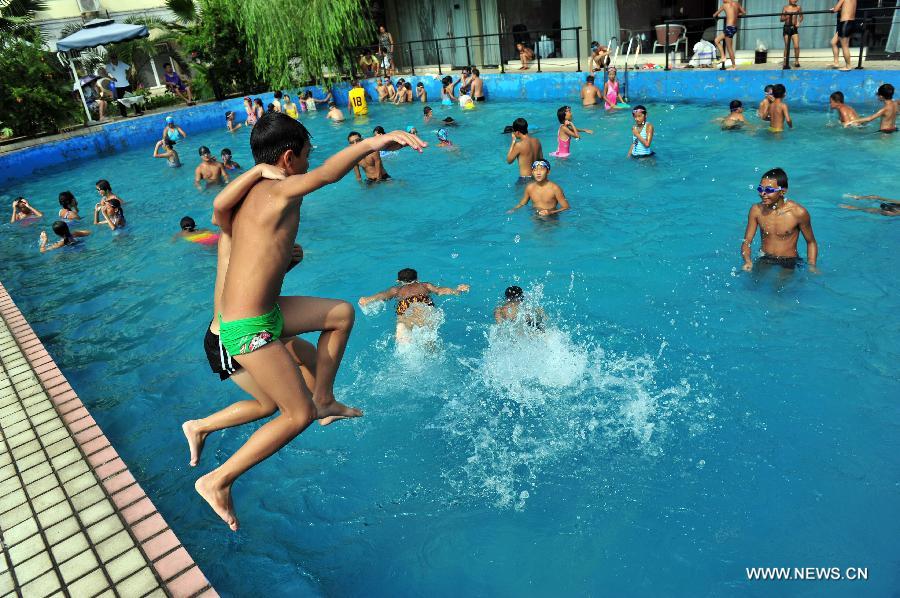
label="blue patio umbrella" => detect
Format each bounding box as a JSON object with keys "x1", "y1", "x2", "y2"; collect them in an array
[{"x1": 56, "y1": 19, "x2": 150, "y2": 122}]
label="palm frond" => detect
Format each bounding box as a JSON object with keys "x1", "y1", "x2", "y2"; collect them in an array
[{"x1": 164, "y1": 0, "x2": 197, "y2": 24}]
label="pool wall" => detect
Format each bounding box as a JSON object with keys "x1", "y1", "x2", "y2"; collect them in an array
[{"x1": 1, "y1": 69, "x2": 895, "y2": 186}]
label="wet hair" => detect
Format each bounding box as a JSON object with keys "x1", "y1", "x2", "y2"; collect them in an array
[
  {"x1": 416, "y1": 82, "x2": 424, "y2": 87},
  {"x1": 472, "y1": 68, "x2": 480, "y2": 76},
  {"x1": 764, "y1": 84, "x2": 775, "y2": 93},
  {"x1": 163, "y1": 138, "x2": 175, "y2": 148},
  {"x1": 58, "y1": 191, "x2": 77, "y2": 210},
  {"x1": 442, "y1": 117, "x2": 456, "y2": 124},
  {"x1": 632, "y1": 104, "x2": 648, "y2": 116},
  {"x1": 267, "y1": 103, "x2": 276, "y2": 112},
  {"x1": 586, "y1": 75, "x2": 595, "y2": 83},
  {"x1": 347, "y1": 131, "x2": 361, "y2": 141},
  {"x1": 441, "y1": 76, "x2": 452, "y2": 86},
  {"x1": 505, "y1": 286, "x2": 524, "y2": 301},
  {"x1": 107, "y1": 198, "x2": 122, "y2": 211},
  {"x1": 253, "y1": 98, "x2": 263, "y2": 107},
  {"x1": 51, "y1": 221, "x2": 71, "y2": 239},
  {"x1": 225, "y1": 110, "x2": 234, "y2": 119},
  {"x1": 398, "y1": 268, "x2": 418, "y2": 283},
  {"x1": 250, "y1": 112, "x2": 312, "y2": 165},
  {"x1": 877, "y1": 83, "x2": 894, "y2": 100},
  {"x1": 274, "y1": 90, "x2": 283, "y2": 99},
  {"x1": 96, "y1": 179, "x2": 111, "y2": 192},
  {"x1": 729, "y1": 99, "x2": 742, "y2": 111},
  {"x1": 556, "y1": 106, "x2": 570, "y2": 123},
  {"x1": 424, "y1": 106, "x2": 432, "y2": 114},
  {"x1": 771, "y1": 84, "x2": 786, "y2": 99},
  {"x1": 283, "y1": 95, "x2": 291, "y2": 102},
  {"x1": 221, "y1": 148, "x2": 232, "y2": 157},
  {"x1": 373, "y1": 125, "x2": 385, "y2": 135},
  {"x1": 761, "y1": 167, "x2": 788, "y2": 189},
  {"x1": 512, "y1": 118, "x2": 528, "y2": 134},
  {"x1": 327, "y1": 102, "x2": 336, "y2": 108},
  {"x1": 180, "y1": 216, "x2": 196, "y2": 231},
  {"x1": 198, "y1": 145, "x2": 211, "y2": 156},
  {"x1": 404, "y1": 82, "x2": 412, "y2": 90},
  {"x1": 830, "y1": 91, "x2": 845, "y2": 103},
  {"x1": 14, "y1": 196, "x2": 26, "y2": 208}
]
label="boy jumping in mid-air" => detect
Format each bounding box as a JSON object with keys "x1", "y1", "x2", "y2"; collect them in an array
[
  {"x1": 741, "y1": 167, "x2": 818, "y2": 272},
  {"x1": 846, "y1": 83, "x2": 897, "y2": 133},
  {"x1": 192, "y1": 113, "x2": 425, "y2": 531},
  {"x1": 714, "y1": 0, "x2": 746, "y2": 70},
  {"x1": 507, "y1": 160, "x2": 570, "y2": 216},
  {"x1": 828, "y1": 91, "x2": 859, "y2": 125}
]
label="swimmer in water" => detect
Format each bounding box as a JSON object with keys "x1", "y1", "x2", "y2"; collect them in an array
[
  {"x1": 39, "y1": 221, "x2": 90, "y2": 252},
  {"x1": 829, "y1": 91, "x2": 859, "y2": 125},
  {"x1": 348, "y1": 131, "x2": 391, "y2": 183},
  {"x1": 768, "y1": 84, "x2": 792, "y2": 133},
  {"x1": 358, "y1": 268, "x2": 470, "y2": 344},
  {"x1": 846, "y1": 83, "x2": 897, "y2": 133},
  {"x1": 758, "y1": 84, "x2": 775, "y2": 120},
  {"x1": 58, "y1": 191, "x2": 81, "y2": 221},
  {"x1": 176, "y1": 216, "x2": 221, "y2": 243},
  {"x1": 220, "y1": 148, "x2": 241, "y2": 172},
  {"x1": 153, "y1": 138, "x2": 181, "y2": 168},
  {"x1": 722, "y1": 100, "x2": 748, "y2": 129},
  {"x1": 628, "y1": 105, "x2": 655, "y2": 158},
  {"x1": 10, "y1": 197, "x2": 43, "y2": 223},
  {"x1": 494, "y1": 286, "x2": 546, "y2": 331},
  {"x1": 161, "y1": 115, "x2": 187, "y2": 143},
  {"x1": 839, "y1": 195, "x2": 900, "y2": 216},
  {"x1": 580, "y1": 75, "x2": 603, "y2": 107},
  {"x1": 195, "y1": 146, "x2": 230, "y2": 189},
  {"x1": 94, "y1": 197, "x2": 126, "y2": 230},
  {"x1": 507, "y1": 160, "x2": 570, "y2": 216},
  {"x1": 741, "y1": 167, "x2": 818, "y2": 272},
  {"x1": 436, "y1": 128, "x2": 453, "y2": 147},
  {"x1": 326, "y1": 102, "x2": 346, "y2": 122},
  {"x1": 551, "y1": 105, "x2": 592, "y2": 158},
  {"x1": 226, "y1": 110, "x2": 243, "y2": 132},
  {"x1": 506, "y1": 118, "x2": 544, "y2": 183}
]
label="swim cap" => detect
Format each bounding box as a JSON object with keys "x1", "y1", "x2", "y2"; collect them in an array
[
  {"x1": 531, "y1": 160, "x2": 550, "y2": 171},
  {"x1": 436, "y1": 128, "x2": 448, "y2": 141},
  {"x1": 165, "y1": 116, "x2": 174, "y2": 123},
  {"x1": 406, "y1": 125, "x2": 415, "y2": 133},
  {"x1": 505, "y1": 286, "x2": 524, "y2": 301}
]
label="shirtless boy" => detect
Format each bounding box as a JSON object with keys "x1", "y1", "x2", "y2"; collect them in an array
[
  {"x1": 832, "y1": 0, "x2": 857, "y2": 71},
  {"x1": 741, "y1": 167, "x2": 818, "y2": 272},
  {"x1": 714, "y1": 0, "x2": 746, "y2": 69},
  {"x1": 829, "y1": 91, "x2": 859, "y2": 125},
  {"x1": 580, "y1": 75, "x2": 603, "y2": 106},
  {"x1": 768, "y1": 84, "x2": 793, "y2": 132},
  {"x1": 194, "y1": 146, "x2": 230, "y2": 189},
  {"x1": 758, "y1": 85, "x2": 775, "y2": 120},
  {"x1": 847, "y1": 83, "x2": 897, "y2": 133},
  {"x1": 348, "y1": 131, "x2": 390, "y2": 183},
  {"x1": 326, "y1": 102, "x2": 345, "y2": 122},
  {"x1": 494, "y1": 286, "x2": 546, "y2": 331},
  {"x1": 193, "y1": 113, "x2": 425, "y2": 530},
  {"x1": 722, "y1": 100, "x2": 748, "y2": 129},
  {"x1": 506, "y1": 118, "x2": 544, "y2": 183},
  {"x1": 589, "y1": 42, "x2": 610, "y2": 74},
  {"x1": 470, "y1": 68, "x2": 485, "y2": 101},
  {"x1": 781, "y1": 0, "x2": 803, "y2": 68},
  {"x1": 507, "y1": 160, "x2": 570, "y2": 216}
]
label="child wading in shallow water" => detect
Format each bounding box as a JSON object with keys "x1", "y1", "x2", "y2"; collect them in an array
[
  {"x1": 508, "y1": 160, "x2": 570, "y2": 216},
  {"x1": 846, "y1": 83, "x2": 897, "y2": 133},
  {"x1": 184, "y1": 113, "x2": 425, "y2": 531},
  {"x1": 10, "y1": 197, "x2": 42, "y2": 222},
  {"x1": 39, "y1": 221, "x2": 90, "y2": 252},
  {"x1": 627, "y1": 105, "x2": 655, "y2": 158},
  {"x1": 741, "y1": 167, "x2": 818, "y2": 272},
  {"x1": 358, "y1": 268, "x2": 470, "y2": 344}
]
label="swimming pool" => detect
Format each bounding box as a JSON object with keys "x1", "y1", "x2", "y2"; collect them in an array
[{"x1": 1, "y1": 97, "x2": 898, "y2": 596}]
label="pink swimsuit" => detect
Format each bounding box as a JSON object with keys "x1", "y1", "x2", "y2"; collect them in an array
[
  {"x1": 605, "y1": 80, "x2": 619, "y2": 110},
  {"x1": 550, "y1": 128, "x2": 571, "y2": 158}
]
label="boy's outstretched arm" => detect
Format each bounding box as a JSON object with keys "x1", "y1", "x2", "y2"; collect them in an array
[
  {"x1": 425, "y1": 283, "x2": 470, "y2": 295},
  {"x1": 848, "y1": 107, "x2": 885, "y2": 125},
  {"x1": 273, "y1": 131, "x2": 425, "y2": 200},
  {"x1": 359, "y1": 286, "x2": 399, "y2": 305},
  {"x1": 212, "y1": 163, "x2": 286, "y2": 233}
]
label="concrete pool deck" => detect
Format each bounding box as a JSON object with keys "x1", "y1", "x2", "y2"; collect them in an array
[{"x1": 0, "y1": 282, "x2": 215, "y2": 597}]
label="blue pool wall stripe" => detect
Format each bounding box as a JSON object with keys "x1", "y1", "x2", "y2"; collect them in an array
[{"x1": 1, "y1": 70, "x2": 895, "y2": 186}]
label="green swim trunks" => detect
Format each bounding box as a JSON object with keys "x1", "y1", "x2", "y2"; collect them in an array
[{"x1": 218, "y1": 304, "x2": 284, "y2": 356}]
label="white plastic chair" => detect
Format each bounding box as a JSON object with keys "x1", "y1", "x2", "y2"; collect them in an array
[{"x1": 652, "y1": 24, "x2": 687, "y2": 56}]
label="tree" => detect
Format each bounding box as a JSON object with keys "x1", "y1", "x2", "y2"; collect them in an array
[{"x1": 0, "y1": 0, "x2": 48, "y2": 38}]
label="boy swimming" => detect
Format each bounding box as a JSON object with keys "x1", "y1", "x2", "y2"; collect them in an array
[
  {"x1": 506, "y1": 118, "x2": 544, "y2": 183},
  {"x1": 39, "y1": 221, "x2": 89, "y2": 252},
  {"x1": 494, "y1": 286, "x2": 545, "y2": 331},
  {"x1": 326, "y1": 102, "x2": 346, "y2": 122},
  {"x1": 194, "y1": 113, "x2": 424, "y2": 530},
  {"x1": 741, "y1": 167, "x2": 818, "y2": 272},
  {"x1": 358, "y1": 268, "x2": 469, "y2": 344},
  {"x1": 846, "y1": 83, "x2": 897, "y2": 133},
  {"x1": 713, "y1": 0, "x2": 746, "y2": 69},
  {"x1": 839, "y1": 194, "x2": 900, "y2": 216},
  {"x1": 348, "y1": 131, "x2": 391, "y2": 183},
  {"x1": 722, "y1": 100, "x2": 747, "y2": 129},
  {"x1": 507, "y1": 160, "x2": 570, "y2": 216},
  {"x1": 580, "y1": 75, "x2": 603, "y2": 106},
  {"x1": 176, "y1": 216, "x2": 220, "y2": 245},
  {"x1": 758, "y1": 84, "x2": 775, "y2": 120},
  {"x1": 829, "y1": 91, "x2": 859, "y2": 125}
]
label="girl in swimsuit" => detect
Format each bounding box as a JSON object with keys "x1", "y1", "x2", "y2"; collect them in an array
[
  {"x1": 10, "y1": 197, "x2": 42, "y2": 223},
  {"x1": 58, "y1": 191, "x2": 81, "y2": 220},
  {"x1": 220, "y1": 148, "x2": 241, "y2": 171},
  {"x1": 628, "y1": 105, "x2": 655, "y2": 158},
  {"x1": 550, "y1": 106, "x2": 592, "y2": 158},
  {"x1": 603, "y1": 68, "x2": 625, "y2": 110},
  {"x1": 40, "y1": 221, "x2": 90, "y2": 253},
  {"x1": 358, "y1": 267, "x2": 470, "y2": 344},
  {"x1": 153, "y1": 138, "x2": 181, "y2": 168},
  {"x1": 243, "y1": 97, "x2": 257, "y2": 125},
  {"x1": 441, "y1": 76, "x2": 456, "y2": 106},
  {"x1": 94, "y1": 198, "x2": 126, "y2": 230}
]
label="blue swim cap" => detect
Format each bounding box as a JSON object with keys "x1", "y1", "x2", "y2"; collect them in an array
[
  {"x1": 531, "y1": 160, "x2": 551, "y2": 171},
  {"x1": 165, "y1": 115, "x2": 174, "y2": 123},
  {"x1": 437, "y1": 128, "x2": 448, "y2": 141},
  {"x1": 406, "y1": 125, "x2": 415, "y2": 133}
]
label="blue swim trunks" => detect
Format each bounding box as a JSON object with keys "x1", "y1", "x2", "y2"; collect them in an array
[{"x1": 724, "y1": 25, "x2": 738, "y2": 38}]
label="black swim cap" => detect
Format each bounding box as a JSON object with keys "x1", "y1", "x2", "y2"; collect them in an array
[
  {"x1": 505, "y1": 286, "x2": 524, "y2": 301},
  {"x1": 398, "y1": 268, "x2": 418, "y2": 283},
  {"x1": 180, "y1": 216, "x2": 196, "y2": 231}
]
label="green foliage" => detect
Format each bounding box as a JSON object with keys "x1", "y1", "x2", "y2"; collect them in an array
[
  {"x1": 220, "y1": 0, "x2": 373, "y2": 88},
  {"x1": 144, "y1": 93, "x2": 181, "y2": 111},
  {"x1": 0, "y1": 29, "x2": 79, "y2": 135},
  {"x1": 0, "y1": 0, "x2": 48, "y2": 37}
]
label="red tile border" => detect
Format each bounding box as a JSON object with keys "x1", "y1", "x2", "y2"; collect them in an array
[{"x1": 0, "y1": 282, "x2": 214, "y2": 596}]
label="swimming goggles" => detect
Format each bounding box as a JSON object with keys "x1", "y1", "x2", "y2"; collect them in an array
[
  {"x1": 632, "y1": 108, "x2": 646, "y2": 115},
  {"x1": 531, "y1": 160, "x2": 551, "y2": 171},
  {"x1": 757, "y1": 185, "x2": 783, "y2": 194}
]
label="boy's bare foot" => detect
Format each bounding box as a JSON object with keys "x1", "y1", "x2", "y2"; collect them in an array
[
  {"x1": 182, "y1": 420, "x2": 208, "y2": 467},
  {"x1": 314, "y1": 395, "x2": 363, "y2": 426},
  {"x1": 195, "y1": 472, "x2": 238, "y2": 531}
]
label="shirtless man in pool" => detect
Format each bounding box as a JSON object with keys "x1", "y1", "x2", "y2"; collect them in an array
[
  {"x1": 741, "y1": 167, "x2": 818, "y2": 272},
  {"x1": 195, "y1": 146, "x2": 230, "y2": 189},
  {"x1": 506, "y1": 118, "x2": 544, "y2": 183}
]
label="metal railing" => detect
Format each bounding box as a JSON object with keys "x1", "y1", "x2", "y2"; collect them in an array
[
  {"x1": 351, "y1": 26, "x2": 584, "y2": 77},
  {"x1": 659, "y1": 5, "x2": 900, "y2": 71}
]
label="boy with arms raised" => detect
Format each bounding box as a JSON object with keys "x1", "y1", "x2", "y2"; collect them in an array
[
  {"x1": 195, "y1": 113, "x2": 425, "y2": 530},
  {"x1": 507, "y1": 160, "x2": 569, "y2": 216},
  {"x1": 741, "y1": 167, "x2": 818, "y2": 272}
]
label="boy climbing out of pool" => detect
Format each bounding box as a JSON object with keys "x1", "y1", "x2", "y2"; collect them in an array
[
  {"x1": 627, "y1": 105, "x2": 655, "y2": 157},
  {"x1": 507, "y1": 160, "x2": 570, "y2": 216},
  {"x1": 494, "y1": 285, "x2": 545, "y2": 331},
  {"x1": 10, "y1": 197, "x2": 42, "y2": 222},
  {"x1": 580, "y1": 75, "x2": 603, "y2": 107},
  {"x1": 741, "y1": 167, "x2": 818, "y2": 272},
  {"x1": 768, "y1": 84, "x2": 792, "y2": 132},
  {"x1": 39, "y1": 221, "x2": 90, "y2": 252},
  {"x1": 846, "y1": 83, "x2": 897, "y2": 133},
  {"x1": 195, "y1": 146, "x2": 230, "y2": 189},
  {"x1": 348, "y1": 131, "x2": 391, "y2": 183},
  {"x1": 506, "y1": 118, "x2": 544, "y2": 183},
  {"x1": 721, "y1": 100, "x2": 748, "y2": 129},
  {"x1": 713, "y1": 0, "x2": 746, "y2": 70},
  {"x1": 781, "y1": 0, "x2": 803, "y2": 68},
  {"x1": 829, "y1": 91, "x2": 860, "y2": 125},
  {"x1": 192, "y1": 112, "x2": 425, "y2": 531},
  {"x1": 358, "y1": 268, "x2": 469, "y2": 344}
]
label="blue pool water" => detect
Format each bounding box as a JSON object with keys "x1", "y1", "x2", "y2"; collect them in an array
[{"x1": 1, "y1": 98, "x2": 898, "y2": 596}]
